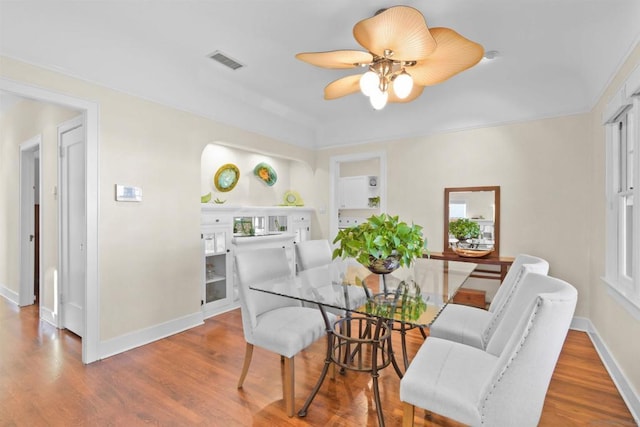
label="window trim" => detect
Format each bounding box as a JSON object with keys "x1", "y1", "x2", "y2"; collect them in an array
[
  {"x1": 604, "y1": 84, "x2": 640, "y2": 320},
  {"x1": 603, "y1": 276, "x2": 640, "y2": 321}
]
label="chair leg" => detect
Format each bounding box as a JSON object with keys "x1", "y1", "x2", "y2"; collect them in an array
[
  {"x1": 403, "y1": 402, "x2": 415, "y2": 427},
  {"x1": 237, "y1": 343, "x2": 254, "y2": 389},
  {"x1": 330, "y1": 359, "x2": 336, "y2": 380},
  {"x1": 282, "y1": 356, "x2": 295, "y2": 417}
]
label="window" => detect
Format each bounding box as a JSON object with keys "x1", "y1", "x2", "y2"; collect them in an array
[
  {"x1": 613, "y1": 111, "x2": 634, "y2": 283},
  {"x1": 449, "y1": 202, "x2": 467, "y2": 219},
  {"x1": 604, "y1": 72, "x2": 640, "y2": 319}
]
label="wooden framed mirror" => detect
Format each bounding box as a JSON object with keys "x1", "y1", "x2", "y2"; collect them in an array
[{"x1": 444, "y1": 186, "x2": 500, "y2": 258}]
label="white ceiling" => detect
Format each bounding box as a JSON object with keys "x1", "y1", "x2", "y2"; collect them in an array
[{"x1": 1, "y1": 0, "x2": 639, "y2": 149}]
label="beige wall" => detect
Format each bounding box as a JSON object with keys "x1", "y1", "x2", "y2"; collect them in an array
[
  {"x1": 314, "y1": 42, "x2": 640, "y2": 397},
  {"x1": 1, "y1": 56, "x2": 314, "y2": 341},
  {"x1": 99, "y1": 90, "x2": 314, "y2": 341},
  {"x1": 0, "y1": 98, "x2": 78, "y2": 312},
  {"x1": 2, "y1": 42, "x2": 640, "y2": 397},
  {"x1": 317, "y1": 114, "x2": 592, "y2": 315},
  {"x1": 317, "y1": 114, "x2": 593, "y2": 305},
  {"x1": 589, "y1": 43, "x2": 640, "y2": 397}
]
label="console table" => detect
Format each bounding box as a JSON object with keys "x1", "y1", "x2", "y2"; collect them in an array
[{"x1": 425, "y1": 252, "x2": 515, "y2": 309}]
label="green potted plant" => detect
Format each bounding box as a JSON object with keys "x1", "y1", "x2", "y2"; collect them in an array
[
  {"x1": 448, "y1": 218, "x2": 480, "y2": 242},
  {"x1": 332, "y1": 213, "x2": 426, "y2": 274}
]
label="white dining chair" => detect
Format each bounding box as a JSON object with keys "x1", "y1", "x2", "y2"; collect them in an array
[
  {"x1": 235, "y1": 247, "x2": 336, "y2": 417},
  {"x1": 428, "y1": 253, "x2": 549, "y2": 349},
  {"x1": 296, "y1": 239, "x2": 367, "y2": 314},
  {"x1": 295, "y1": 239, "x2": 333, "y2": 271},
  {"x1": 400, "y1": 272, "x2": 577, "y2": 426}
]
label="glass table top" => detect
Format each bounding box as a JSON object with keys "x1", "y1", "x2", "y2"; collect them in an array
[{"x1": 249, "y1": 257, "x2": 477, "y2": 327}]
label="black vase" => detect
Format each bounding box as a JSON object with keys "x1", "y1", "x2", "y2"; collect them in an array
[{"x1": 367, "y1": 255, "x2": 401, "y2": 274}]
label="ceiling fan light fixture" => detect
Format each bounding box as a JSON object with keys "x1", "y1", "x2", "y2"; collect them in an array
[
  {"x1": 370, "y1": 88, "x2": 388, "y2": 110},
  {"x1": 360, "y1": 70, "x2": 379, "y2": 96},
  {"x1": 393, "y1": 71, "x2": 413, "y2": 99},
  {"x1": 296, "y1": 5, "x2": 483, "y2": 109}
]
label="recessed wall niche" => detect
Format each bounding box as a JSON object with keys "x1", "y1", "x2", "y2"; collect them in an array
[{"x1": 200, "y1": 143, "x2": 313, "y2": 207}]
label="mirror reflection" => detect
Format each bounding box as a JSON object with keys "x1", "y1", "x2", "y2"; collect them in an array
[{"x1": 444, "y1": 186, "x2": 500, "y2": 257}]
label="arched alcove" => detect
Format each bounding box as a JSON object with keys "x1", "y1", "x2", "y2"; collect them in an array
[{"x1": 200, "y1": 142, "x2": 315, "y2": 208}]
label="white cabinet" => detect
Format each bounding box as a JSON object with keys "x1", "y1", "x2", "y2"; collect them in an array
[
  {"x1": 201, "y1": 205, "x2": 313, "y2": 318},
  {"x1": 289, "y1": 213, "x2": 310, "y2": 243},
  {"x1": 338, "y1": 175, "x2": 379, "y2": 209},
  {"x1": 202, "y1": 211, "x2": 237, "y2": 318}
]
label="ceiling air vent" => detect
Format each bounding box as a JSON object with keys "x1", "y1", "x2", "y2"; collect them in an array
[{"x1": 208, "y1": 51, "x2": 244, "y2": 70}]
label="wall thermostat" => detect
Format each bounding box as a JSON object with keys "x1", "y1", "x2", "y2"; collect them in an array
[{"x1": 115, "y1": 184, "x2": 142, "y2": 202}]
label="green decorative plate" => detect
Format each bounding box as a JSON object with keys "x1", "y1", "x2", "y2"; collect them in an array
[
  {"x1": 253, "y1": 162, "x2": 277, "y2": 186},
  {"x1": 214, "y1": 164, "x2": 239, "y2": 192},
  {"x1": 283, "y1": 190, "x2": 304, "y2": 206}
]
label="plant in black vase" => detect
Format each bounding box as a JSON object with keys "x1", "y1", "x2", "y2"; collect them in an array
[
  {"x1": 332, "y1": 213, "x2": 425, "y2": 274},
  {"x1": 448, "y1": 218, "x2": 480, "y2": 246}
]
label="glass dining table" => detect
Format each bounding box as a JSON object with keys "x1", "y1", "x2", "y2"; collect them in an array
[{"x1": 249, "y1": 257, "x2": 477, "y2": 426}]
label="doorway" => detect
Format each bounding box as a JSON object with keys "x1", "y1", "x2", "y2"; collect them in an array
[
  {"x1": 1, "y1": 77, "x2": 99, "y2": 364},
  {"x1": 19, "y1": 136, "x2": 42, "y2": 307},
  {"x1": 329, "y1": 151, "x2": 387, "y2": 241}
]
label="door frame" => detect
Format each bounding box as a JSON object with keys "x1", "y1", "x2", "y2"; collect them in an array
[
  {"x1": 57, "y1": 115, "x2": 85, "y2": 335},
  {"x1": 1, "y1": 77, "x2": 100, "y2": 364},
  {"x1": 329, "y1": 151, "x2": 387, "y2": 240},
  {"x1": 18, "y1": 135, "x2": 42, "y2": 307}
]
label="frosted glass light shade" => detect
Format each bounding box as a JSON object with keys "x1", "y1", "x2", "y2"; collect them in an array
[
  {"x1": 394, "y1": 71, "x2": 413, "y2": 99},
  {"x1": 370, "y1": 88, "x2": 388, "y2": 110},
  {"x1": 360, "y1": 71, "x2": 379, "y2": 96}
]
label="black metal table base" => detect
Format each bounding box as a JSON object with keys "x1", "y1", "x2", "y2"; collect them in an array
[{"x1": 297, "y1": 305, "x2": 394, "y2": 427}]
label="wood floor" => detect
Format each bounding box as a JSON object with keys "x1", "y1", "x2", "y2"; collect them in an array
[{"x1": 0, "y1": 297, "x2": 636, "y2": 426}]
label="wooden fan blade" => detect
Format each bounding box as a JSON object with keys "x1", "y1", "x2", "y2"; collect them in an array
[
  {"x1": 296, "y1": 50, "x2": 373, "y2": 69},
  {"x1": 388, "y1": 83, "x2": 424, "y2": 103},
  {"x1": 324, "y1": 74, "x2": 362, "y2": 100},
  {"x1": 353, "y1": 6, "x2": 436, "y2": 61},
  {"x1": 409, "y1": 27, "x2": 484, "y2": 86}
]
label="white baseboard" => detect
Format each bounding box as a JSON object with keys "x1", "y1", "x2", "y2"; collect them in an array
[
  {"x1": 99, "y1": 311, "x2": 204, "y2": 360},
  {"x1": 571, "y1": 316, "x2": 640, "y2": 424},
  {"x1": 0, "y1": 283, "x2": 19, "y2": 305},
  {"x1": 203, "y1": 301, "x2": 240, "y2": 320},
  {"x1": 569, "y1": 316, "x2": 591, "y2": 331},
  {"x1": 39, "y1": 305, "x2": 58, "y2": 327}
]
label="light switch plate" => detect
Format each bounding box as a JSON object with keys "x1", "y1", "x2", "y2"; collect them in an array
[{"x1": 115, "y1": 184, "x2": 142, "y2": 202}]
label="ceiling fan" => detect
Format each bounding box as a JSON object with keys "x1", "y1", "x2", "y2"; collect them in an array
[{"x1": 296, "y1": 5, "x2": 484, "y2": 110}]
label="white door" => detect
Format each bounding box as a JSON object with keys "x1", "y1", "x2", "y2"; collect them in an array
[{"x1": 60, "y1": 119, "x2": 85, "y2": 336}]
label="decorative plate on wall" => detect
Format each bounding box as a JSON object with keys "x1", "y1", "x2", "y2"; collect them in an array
[
  {"x1": 214, "y1": 163, "x2": 240, "y2": 192},
  {"x1": 253, "y1": 162, "x2": 277, "y2": 186},
  {"x1": 283, "y1": 190, "x2": 304, "y2": 206}
]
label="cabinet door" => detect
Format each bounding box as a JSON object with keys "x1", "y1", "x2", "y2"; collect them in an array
[
  {"x1": 203, "y1": 226, "x2": 235, "y2": 318},
  {"x1": 294, "y1": 225, "x2": 310, "y2": 243},
  {"x1": 339, "y1": 176, "x2": 372, "y2": 209},
  {"x1": 289, "y1": 214, "x2": 311, "y2": 244},
  {"x1": 204, "y1": 252, "x2": 227, "y2": 304}
]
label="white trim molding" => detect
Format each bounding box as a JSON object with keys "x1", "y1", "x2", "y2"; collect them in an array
[
  {"x1": 328, "y1": 151, "x2": 387, "y2": 241},
  {"x1": 99, "y1": 312, "x2": 204, "y2": 360},
  {"x1": 572, "y1": 316, "x2": 640, "y2": 424},
  {"x1": 39, "y1": 305, "x2": 58, "y2": 328},
  {"x1": 18, "y1": 135, "x2": 42, "y2": 307},
  {"x1": 0, "y1": 77, "x2": 100, "y2": 364},
  {"x1": 603, "y1": 276, "x2": 640, "y2": 321},
  {"x1": 0, "y1": 284, "x2": 19, "y2": 305}
]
